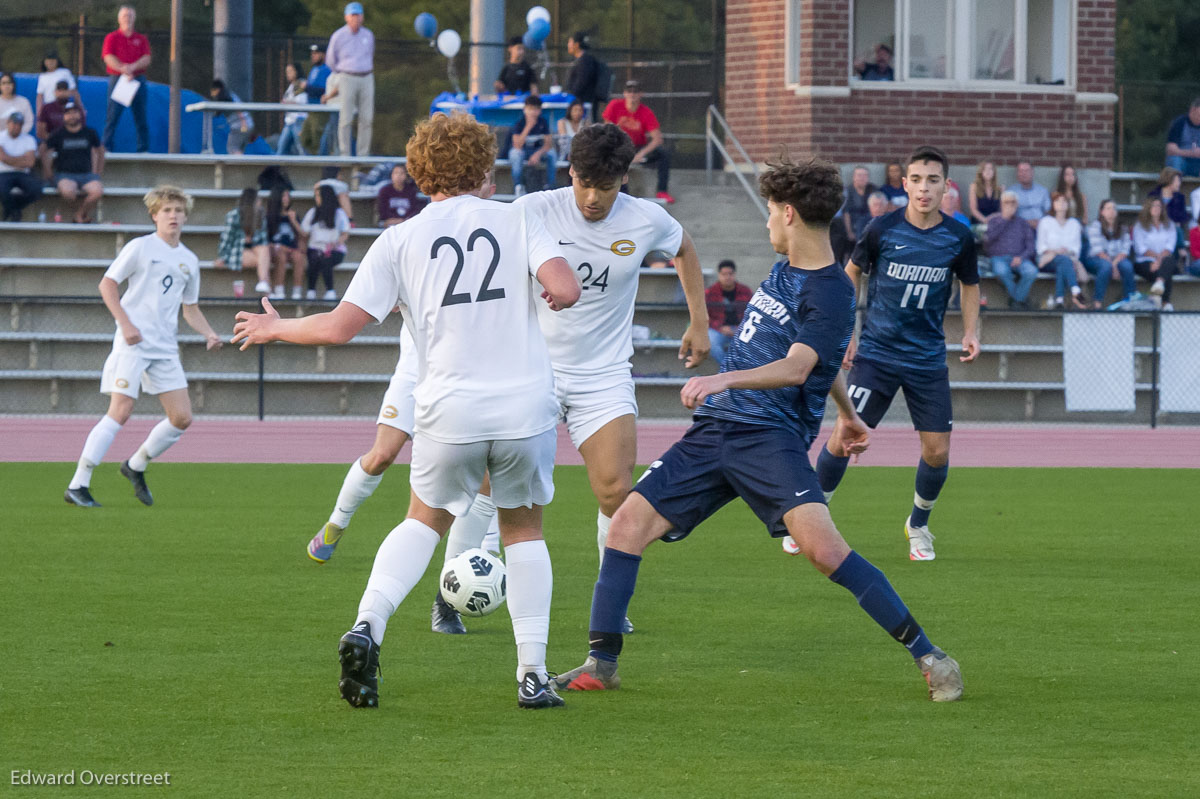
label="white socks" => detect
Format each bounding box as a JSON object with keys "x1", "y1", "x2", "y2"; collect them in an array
[
  {"x1": 69, "y1": 415, "x2": 122, "y2": 488},
  {"x1": 505, "y1": 539, "x2": 553, "y2": 681},
  {"x1": 355, "y1": 518, "x2": 442, "y2": 645},
  {"x1": 329, "y1": 458, "x2": 384, "y2": 529},
  {"x1": 596, "y1": 511, "x2": 612, "y2": 569},
  {"x1": 443, "y1": 493, "x2": 496, "y2": 562},
  {"x1": 480, "y1": 511, "x2": 500, "y2": 554},
  {"x1": 127, "y1": 420, "x2": 186, "y2": 471}
]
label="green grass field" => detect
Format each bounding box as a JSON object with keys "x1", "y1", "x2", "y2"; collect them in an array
[{"x1": 5, "y1": 463, "x2": 1197, "y2": 797}]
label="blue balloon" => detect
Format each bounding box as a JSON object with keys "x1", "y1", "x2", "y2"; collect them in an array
[
  {"x1": 529, "y1": 18, "x2": 551, "y2": 42},
  {"x1": 523, "y1": 30, "x2": 542, "y2": 51},
  {"x1": 414, "y1": 12, "x2": 438, "y2": 40}
]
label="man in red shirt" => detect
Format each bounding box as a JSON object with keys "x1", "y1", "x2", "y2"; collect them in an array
[
  {"x1": 101, "y1": 5, "x2": 152, "y2": 152},
  {"x1": 703, "y1": 259, "x2": 752, "y2": 364},
  {"x1": 601, "y1": 80, "x2": 674, "y2": 203}
]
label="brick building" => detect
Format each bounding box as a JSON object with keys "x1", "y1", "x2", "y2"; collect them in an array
[{"x1": 725, "y1": 0, "x2": 1117, "y2": 196}]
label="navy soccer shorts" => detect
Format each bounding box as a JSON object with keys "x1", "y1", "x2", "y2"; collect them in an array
[
  {"x1": 845, "y1": 356, "x2": 953, "y2": 432},
  {"x1": 631, "y1": 417, "x2": 824, "y2": 541}
]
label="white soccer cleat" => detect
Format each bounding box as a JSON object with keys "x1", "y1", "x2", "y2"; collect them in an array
[
  {"x1": 918, "y1": 647, "x2": 963, "y2": 702},
  {"x1": 781, "y1": 535, "x2": 801, "y2": 556},
  {"x1": 904, "y1": 517, "x2": 936, "y2": 561}
]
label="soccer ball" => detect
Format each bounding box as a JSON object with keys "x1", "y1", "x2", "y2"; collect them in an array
[{"x1": 439, "y1": 548, "x2": 507, "y2": 617}]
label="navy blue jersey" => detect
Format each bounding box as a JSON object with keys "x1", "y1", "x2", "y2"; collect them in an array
[
  {"x1": 852, "y1": 209, "x2": 978, "y2": 371},
  {"x1": 696, "y1": 261, "x2": 855, "y2": 447}
]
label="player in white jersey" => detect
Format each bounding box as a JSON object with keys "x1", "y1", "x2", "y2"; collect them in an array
[
  {"x1": 430, "y1": 123, "x2": 711, "y2": 635},
  {"x1": 64, "y1": 186, "x2": 223, "y2": 508},
  {"x1": 232, "y1": 113, "x2": 580, "y2": 710}
]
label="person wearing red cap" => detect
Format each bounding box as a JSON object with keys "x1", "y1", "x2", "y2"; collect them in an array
[{"x1": 602, "y1": 80, "x2": 674, "y2": 204}]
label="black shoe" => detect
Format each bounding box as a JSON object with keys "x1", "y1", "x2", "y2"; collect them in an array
[
  {"x1": 338, "y1": 622, "x2": 381, "y2": 708},
  {"x1": 120, "y1": 460, "x2": 154, "y2": 506},
  {"x1": 431, "y1": 591, "x2": 467, "y2": 635},
  {"x1": 518, "y1": 672, "x2": 565, "y2": 709},
  {"x1": 64, "y1": 486, "x2": 101, "y2": 507}
]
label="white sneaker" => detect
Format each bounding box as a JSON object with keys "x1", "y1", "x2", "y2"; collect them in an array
[
  {"x1": 1149, "y1": 278, "x2": 1165, "y2": 296},
  {"x1": 305, "y1": 289, "x2": 316, "y2": 300},
  {"x1": 322, "y1": 289, "x2": 338, "y2": 301},
  {"x1": 513, "y1": 185, "x2": 526, "y2": 198},
  {"x1": 781, "y1": 535, "x2": 801, "y2": 556},
  {"x1": 291, "y1": 287, "x2": 303, "y2": 300},
  {"x1": 269, "y1": 286, "x2": 285, "y2": 299},
  {"x1": 254, "y1": 280, "x2": 271, "y2": 294},
  {"x1": 904, "y1": 517, "x2": 936, "y2": 561},
  {"x1": 1163, "y1": 302, "x2": 1174, "y2": 312}
]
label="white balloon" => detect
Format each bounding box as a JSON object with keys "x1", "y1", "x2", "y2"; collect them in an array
[
  {"x1": 526, "y1": 6, "x2": 551, "y2": 26},
  {"x1": 437, "y1": 29, "x2": 461, "y2": 58}
]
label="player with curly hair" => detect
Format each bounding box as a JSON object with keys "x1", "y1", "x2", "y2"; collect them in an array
[
  {"x1": 551, "y1": 156, "x2": 965, "y2": 703},
  {"x1": 233, "y1": 112, "x2": 581, "y2": 710}
]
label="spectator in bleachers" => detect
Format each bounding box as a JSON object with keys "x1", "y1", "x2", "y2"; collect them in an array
[
  {"x1": 101, "y1": 5, "x2": 151, "y2": 153},
  {"x1": 1012, "y1": 161, "x2": 1050, "y2": 228},
  {"x1": 326, "y1": 1, "x2": 375, "y2": 157},
  {"x1": 301, "y1": 183, "x2": 350, "y2": 301},
  {"x1": 209, "y1": 80, "x2": 256, "y2": 156},
  {"x1": 841, "y1": 165, "x2": 876, "y2": 246},
  {"x1": 276, "y1": 63, "x2": 308, "y2": 156},
  {"x1": 1189, "y1": 225, "x2": 1200, "y2": 273},
  {"x1": 41, "y1": 102, "x2": 104, "y2": 224},
  {"x1": 266, "y1": 186, "x2": 306, "y2": 300},
  {"x1": 35, "y1": 51, "x2": 82, "y2": 119},
  {"x1": 566, "y1": 32, "x2": 602, "y2": 121},
  {"x1": 1037, "y1": 192, "x2": 1087, "y2": 310},
  {"x1": 1132, "y1": 196, "x2": 1180, "y2": 311},
  {"x1": 603, "y1": 80, "x2": 674, "y2": 203},
  {"x1": 1055, "y1": 164, "x2": 1087, "y2": 222},
  {"x1": 1147, "y1": 167, "x2": 1190, "y2": 227},
  {"x1": 214, "y1": 187, "x2": 272, "y2": 295},
  {"x1": 867, "y1": 190, "x2": 889, "y2": 223},
  {"x1": 37, "y1": 81, "x2": 80, "y2": 140},
  {"x1": 557, "y1": 99, "x2": 587, "y2": 162},
  {"x1": 376, "y1": 164, "x2": 426, "y2": 226},
  {"x1": 507, "y1": 95, "x2": 556, "y2": 195},
  {"x1": 319, "y1": 72, "x2": 344, "y2": 155},
  {"x1": 1190, "y1": 184, "x2": 1200, "y2": 227},
  {"x1": 704, "y1": 259, "x2": 752, "y2": 365},
  {"x1": 880, "y1": 161, "x2": 907, "y2": 209},
  {"x1": 986, "y1": 191, "x2": 1038, "y2": 309},
  {"x1": 853, "y1": 43, "x2": 895, "y2": 81},
  {"x1": 968, "y1": 161, "x2": 1002, "y2": 225},
  {"x1": 1164, "y1": 98, "x2": 1200, "y2": 178},
  {"x1": 495, "y1": 36, "x2": 538, "y2": 95},
  {"x1": 940, "y1": 186, "x2": 970, "y2": 226},
  {"x1": 317, "y1": 166, "x2": 354, "y2": 221},
  {"x1": 306, "y1": 44, "x2": 338, "y2": 157},
  {"x1": 0, "y1": 111, "x2": 42, "y2": 222},
  {"x1": 0, "y1": 73, "x2": 34, "y2": 137},
  {"x1": 1084, "y1": 199, "x2": 1136, "y2": 309}
]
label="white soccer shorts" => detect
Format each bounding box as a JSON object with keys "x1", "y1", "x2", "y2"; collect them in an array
[
  {"x1": 100, "y1": 348, "x2": 188, "y2": 399},
  {"x1": 409, "y1": 428, "x2": 557, "y2": 517},
  {"x1": 555, "y1": 367, "x2": 638, "y2": 450},
  {"x1": 374, "y1": 365, "x2": 416, "y2": 436}
]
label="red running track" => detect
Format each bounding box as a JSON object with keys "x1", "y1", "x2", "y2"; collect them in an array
[{"x1": 2, "y1": 416, "x2": 1198, "y2": 468}]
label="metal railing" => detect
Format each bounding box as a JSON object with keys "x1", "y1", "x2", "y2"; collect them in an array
[{"x1": 704, "y1": 105, "x2": 767, "y2": 221}]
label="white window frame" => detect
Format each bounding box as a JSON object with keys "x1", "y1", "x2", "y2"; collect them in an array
[{"x1": 846, "y1": 0, "x2": 1076, "y2": 93}]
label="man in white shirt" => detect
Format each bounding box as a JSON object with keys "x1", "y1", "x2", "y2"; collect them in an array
[
  {"x1": 64, "y1": 186, "x2": 223, "y2": 508},
  {"x1": 232, "y1": 113, "x2": 580, "y2": 710},
  {"x1": 431, "y1": 123, "x2": 710, "y2": 635},
  {"x1": 0, "y1": 112, "x2": 43, "y2": 222}
]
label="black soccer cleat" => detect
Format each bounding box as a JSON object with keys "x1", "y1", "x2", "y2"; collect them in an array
[
  {"x1": 338, "y1": 622, "x2": 381, "y2": 709},
  {"x1": 64, "y1": 486, "x2": 101, "y2": 507},
  {"x1": 518, "y1": 672, "x2": 565, "y2": 709},
  {"x1": 120, "y1": 461, "x2": 154, "y2": 506},
  {"x1": 431, "y1": 591, "x2": 467, "y2": 635}
]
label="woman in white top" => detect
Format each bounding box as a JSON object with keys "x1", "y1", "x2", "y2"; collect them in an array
[
  {"x1": 301, "y1": 183, "x2": 351, "y2": 300},
  {"x1": 0, "y1": 73, "x2": 34, "y2": 136},
  {"x1": 1036, "y1": 192, "x2": 1086, "y2": 309},
  {"x1": 35, "y1": 51, "x2": 82, "y2": 116},
  {"x1": 556, "y1": 99, "x2": 586, "y2": 162},
  {"x1": 1131, "y1": 196, "x2": 1180, "y2": 310},
  {"x1": 275, "y1": 63, "x2": 308, "y2": 156}
]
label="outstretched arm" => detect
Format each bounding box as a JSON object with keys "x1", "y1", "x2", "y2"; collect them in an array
[
  {"x1": 680, "y1": 342, "x2": 818, "y2": 409},
  {"x1": 231, "y1": 297, "x2": 373, "y2": 351},
  {"x1": 673, "y1": 231, "x2": 711, "y2": 368}
]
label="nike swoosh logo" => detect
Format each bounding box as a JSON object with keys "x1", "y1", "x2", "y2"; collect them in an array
[
  {"x1": 894, "y1": 245, "x2": 907, "y2": 250},
  {"x1": 589, "y1": 638, "x2": 605, "y2": 645},
  {"x1": 558, "y1": 240, "x2": 575, "y2": 246},
  {"x1": 795, "y1": 490, "x2": 810, "y2": 497}
]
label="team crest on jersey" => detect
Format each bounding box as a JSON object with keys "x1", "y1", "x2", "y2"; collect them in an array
[
  {"x1": 381, "y1": 405, "x2": 398, "y2": 419},
  {"x1": 180, "y1": 264, "x2": 190, "y2": 276},
  {"x1": 115, "y1": 378, "x2": 130, "y2": 389},
  {"x1": 610, "y1": 240, "x2": 636, "y2": 256}
]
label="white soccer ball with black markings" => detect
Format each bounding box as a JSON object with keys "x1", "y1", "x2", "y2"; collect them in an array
[{"x1": 440, "y1": 548, "x2": 507, "y2": 617}]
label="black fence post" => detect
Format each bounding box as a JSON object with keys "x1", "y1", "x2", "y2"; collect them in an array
[
  {"x1": 1149, "y1": 310, "x2": 1159, "y2": 429},
  {"x1": 257, "y1": 343, "x2": 265, "y2": 421}
]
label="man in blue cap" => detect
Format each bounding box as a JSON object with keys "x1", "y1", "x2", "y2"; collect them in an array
[{"x1": 326, "y1": 2, "x2": 375, "y2": 156}]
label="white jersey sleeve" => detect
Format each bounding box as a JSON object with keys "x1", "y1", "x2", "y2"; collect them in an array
[
  {"x1": 104, "y1": 238, "x2": 144, "y2": 286},
  {"x1": 342, "y1": 226, "x2": 405, "y2": 324},
  {"x1": 523, "y1": 204, "x2": 562, "y2": 277}
]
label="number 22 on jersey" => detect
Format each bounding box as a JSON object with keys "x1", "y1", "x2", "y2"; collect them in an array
[{"x1": 435, "y1": 228, "x2": 505, "y2": 307}]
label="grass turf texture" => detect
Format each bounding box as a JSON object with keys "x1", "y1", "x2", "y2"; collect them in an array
[{"x1": 5, "y1": 462, "x2": 1197, "y2": 797}]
